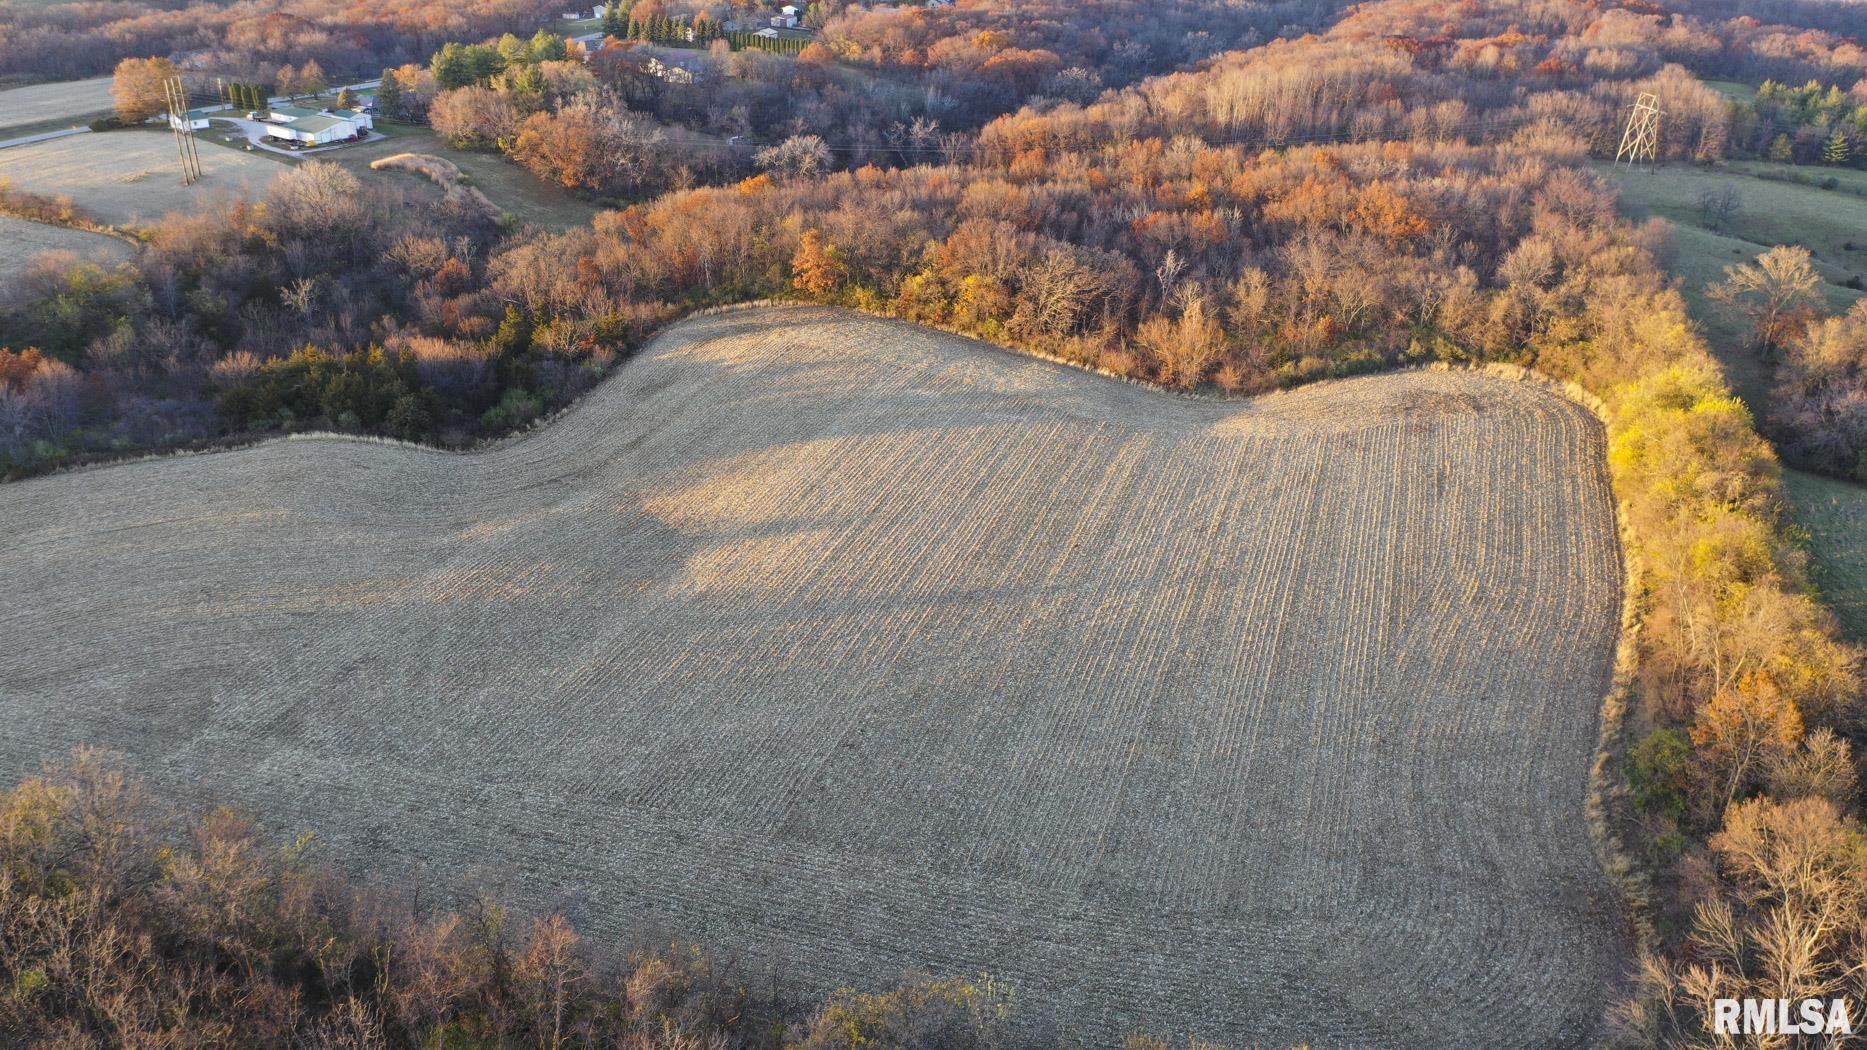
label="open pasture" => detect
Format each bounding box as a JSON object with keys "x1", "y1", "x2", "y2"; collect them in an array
[
  {"x1": 1599, "y1": 161, "x2": 1866, "y2": 318},
  {"x1": 0, "y1": 306, "x2": 1626, "y2": 1046},
  {"x1": 1598, "y1": 161, "x2": 1866, "y2": 374},
  {"x1": 0, "y1": 130, "x2": 282, "y2": 228},
  {"x1": 1786, "y1": 468, "x2": 1867, "y2": 642}
]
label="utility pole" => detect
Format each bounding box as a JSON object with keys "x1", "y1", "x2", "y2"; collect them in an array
[
  {"x1": 164, "y1": 75, "x2": 202, "y2": 186},
  {"x1": 1615, "y1": 92, "x2": 1661, "y2": 169}
]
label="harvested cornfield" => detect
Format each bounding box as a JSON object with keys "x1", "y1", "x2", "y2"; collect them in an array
[
  {"x1": 0, "y1": 213, "x2": 130, "y2": 279},
  {"x1": 0, "y1": 76, "x2": 113, "y2": 131},
  {"x1": 0, "y1": 306, "x2": 1626, "y2": 1046}
]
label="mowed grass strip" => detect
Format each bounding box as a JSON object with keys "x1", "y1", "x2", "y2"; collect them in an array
[{"x1": 0, "y1": 306, "x2": 1627, "y2": 1047}]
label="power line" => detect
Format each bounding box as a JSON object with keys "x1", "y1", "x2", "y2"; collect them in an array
[
  {"x1": 164, "y1": 75, "x2": 203, "y2": 185},
  {"x1": 1615, "y1": 92, "x2": 1661, "y2": 169}
]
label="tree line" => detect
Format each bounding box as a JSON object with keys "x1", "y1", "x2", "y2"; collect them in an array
[{"x1": 0, "y1": 747, "x2": 1016, "y2": 1047}]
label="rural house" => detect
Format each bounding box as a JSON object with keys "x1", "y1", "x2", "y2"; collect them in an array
[
  {"x1": 644, "y1": 53, "x2": 706, "y2": 84},
  {"x1": 262, "y1": 104, "x2": 373, "y2": 145}
]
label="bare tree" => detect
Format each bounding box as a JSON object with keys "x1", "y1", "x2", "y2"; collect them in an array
[
  {"x1": 1012, "y1": 247, "x2": 1107, "y2": 337},
  {"x1": 1138, "y1": 289, "x2": 1225, "y2": 388},
  {"x1": 755, "y1": 134, "x2": 832, "y2": 180},
  {"x1": 1694, "y1": 185, "x2": 1743, "y2": 229},
  {"x1": 1709, "y1": 245, "x2": 1825, "y2": 356}
]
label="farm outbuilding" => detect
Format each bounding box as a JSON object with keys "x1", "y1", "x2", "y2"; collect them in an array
[
  {"x1": 168, "y1": 105, "x2": 226, "y2": 131},
  {"x1": 264, "y1": 104, "x2": 372, "y2": 145}
]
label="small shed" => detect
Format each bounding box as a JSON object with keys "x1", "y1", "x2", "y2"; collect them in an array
[{"x1": 168, "y1": 107, "x2": 220, "y2": 131}]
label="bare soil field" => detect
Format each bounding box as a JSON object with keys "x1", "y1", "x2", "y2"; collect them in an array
[
  {"x1": 0, "y1": 213, "x2": 130, "y2": 279},
  {"x1": 0, "y1": 306, "x2": 1627, "y2": 1046},
  {"x1": 0, "y1": 130, "x2": 282, "y2": 228},
  {"x1": 0, "y1": 76, "x2": 112, "y2": 132}
]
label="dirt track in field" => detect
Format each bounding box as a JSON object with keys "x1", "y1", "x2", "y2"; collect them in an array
[{"x1": 0, "y1": 306, "x2": 1627, "y2": 1046}]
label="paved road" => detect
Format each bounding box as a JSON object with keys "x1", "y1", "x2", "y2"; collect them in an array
[{"x1": 0, "y1": 126, "x2": 89, "y2": 151}]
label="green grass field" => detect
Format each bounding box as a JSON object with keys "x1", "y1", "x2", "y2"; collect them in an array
[
  {"x1": 1600, "y1": 159, "x2": 1867, "y2": 641},
  {"x1": 1724, "y1": 160, "x2": 1867, "y2": 198},
  {"x1": 1700, "y1": 79, "x2": 1759, "y2": 104},
  {"x1": 1785, "y1": 468, "x2": 1867, "y2": 640},
  {"x1": 1596, "y1": 160, "x2": 1865, "y2": 407}
]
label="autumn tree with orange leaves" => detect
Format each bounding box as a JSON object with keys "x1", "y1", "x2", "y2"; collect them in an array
[
  {"x1": 1691, "y1": 671, "x2": 1805, "y2": 814},
  {"x1": 791, "y1": 230, "x2": 848, "y2": 297}
]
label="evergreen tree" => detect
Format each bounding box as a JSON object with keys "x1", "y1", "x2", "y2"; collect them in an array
[
  {"x1": 491, "y1": 305, "x2": 532, "y2": 357},
  {"x1": 529, "y1": 29, "x2": 567, "y2": 61},
  {"x1": 432, "y1": 43, "x2": 471, "y2": 90},
  {"x1": 1824, "y1": 130, "x2": 1852, "y2": 166},
  {"x1": 1769, "y1": 132, "x2": 1795, "y2": 163},
  {"x1": 505, "y1": 63, "x2": 549, "y2": 114},
  {"x1": 375, "y1": 72, "x2": 403, "y2": 120},
  {"x1": 496, "y1": 32, "x2": 529, "y2": 68}
]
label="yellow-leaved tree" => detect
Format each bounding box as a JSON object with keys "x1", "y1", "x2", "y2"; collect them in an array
[{"x1": 112, "y1": 56, "x2": 179, "y2": 125}]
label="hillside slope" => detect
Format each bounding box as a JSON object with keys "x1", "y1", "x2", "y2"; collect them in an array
[{"x1": 0, "y1": 306, "x2": 1626, "y2": 1046}]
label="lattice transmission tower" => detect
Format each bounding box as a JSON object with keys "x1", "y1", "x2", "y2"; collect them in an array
[
  {"x1": 1615, "y1": 92, "x2": 1661, "y2": 169},
  {"x1": 164, "y1": 75, "x2": 203, "y2": 186}
]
